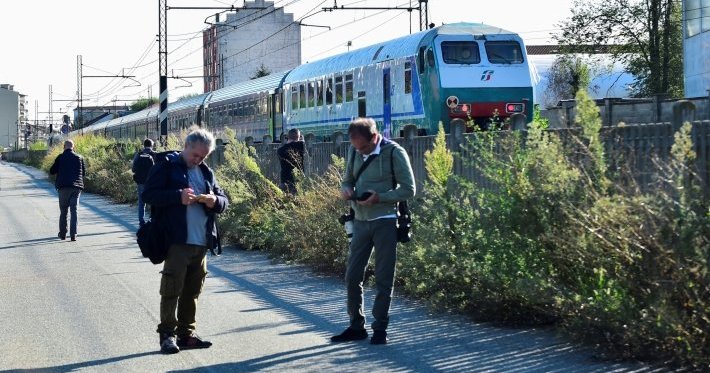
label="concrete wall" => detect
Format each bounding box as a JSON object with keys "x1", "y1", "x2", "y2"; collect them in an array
[
  {"x1": 541, "y1": 96, "x2": 710, "y2": 128},
  {"x1": 219, "y1": 0, "x2": 301, "y2": 85},
  {"x1": 0, "y1": 87, "x2": 19, "y2": 149}
]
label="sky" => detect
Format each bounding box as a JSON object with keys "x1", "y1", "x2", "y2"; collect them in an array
[{"x1": 0, "y1": 0, "x2": 576, "y2": 123}]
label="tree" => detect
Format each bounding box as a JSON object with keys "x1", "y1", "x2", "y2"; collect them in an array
[
  {"x1": 130, "y1": 97, "x2": 158, "y2": 112},
  {"x1": 250, "y1": 63, "x2": 271, "y2": 80},
  {"x1": 544, "y1": 54, "x2": 602, "y2": 107},
  {"x1": 555, "y1": 0, "x2": 683, "y2": 98}
]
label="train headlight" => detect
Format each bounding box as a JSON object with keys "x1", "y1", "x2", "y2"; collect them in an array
[{"x1": 506, "y1": 103, "x2": 524, "y2": 113}]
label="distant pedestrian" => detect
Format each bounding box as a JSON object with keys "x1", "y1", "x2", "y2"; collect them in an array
[
  {"x1": 142, "y1": 127, "x2": 229, "y2": 354},
  {"x1": 277, "y1": 128, "x2": 305, "y2": 195},
  {"x1": 49, "y1": 140, "x2": 86, "y2": 241},
  {"x1": 331, "y1": 117, "x2": 416, "y2": 345},
  {"x1": 132, "y1": 138, "x2": 157, "y2": 227}
]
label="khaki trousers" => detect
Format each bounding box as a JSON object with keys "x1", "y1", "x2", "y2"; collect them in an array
[{"x1": 157, "y1": 244, "x2": 208, "y2": 337}]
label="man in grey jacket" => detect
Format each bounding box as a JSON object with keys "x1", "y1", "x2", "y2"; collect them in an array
[{"x1": 331, "y1": 117, "x2": 416, "y2": 345}]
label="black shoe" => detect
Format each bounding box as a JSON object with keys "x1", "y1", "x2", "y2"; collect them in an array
[
  {"x1": 58, "y1": 232, "x2": 66, "y2": 240},
  {"x1": 177, "y1": 333, "x2": 212, "y2": 349},
  {"x1": 330, "y1": 327, "x2": 368, "y2": 342},
  {"x1": 160, "y1": 333, "x2": 180, "y2": 354},
  {"x1": 370, "y1": 330, "x2": 389, "y2": 345},
  {"x1": 70, "y1": 235, "x2": 76, "y2": 241}
]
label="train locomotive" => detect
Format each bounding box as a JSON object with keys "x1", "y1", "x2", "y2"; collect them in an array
[{"x1": 76, "y1": 22, "x2": 534, "y2": 142}]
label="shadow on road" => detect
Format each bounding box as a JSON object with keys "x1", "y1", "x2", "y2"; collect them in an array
[{"x1": 0, "y1": 351, "x2": 161, "y2": 373}]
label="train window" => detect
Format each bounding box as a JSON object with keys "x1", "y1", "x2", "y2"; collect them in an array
[
  {"x1": 426, "y1": 48, "x2": 435, "y2": 68},
  {"x1": 299, "y1": 84, "x2": 306, "y2": 109},
  {"x1": 404, "y1": 61, "x2": 412, "y2": 94},
  {"x1": 345, "y1": 74, "x2": 354, "y2": 102},
  {"x1": 335, "y1": 76, "x2": 343, "y2": 104},
  {"x1": 441, "y1": 41, "x2": 481, "y2": 64},
  {"x1": 291, "y1": 86, "x2": 298, "y2": 110},
  {"x1": 357, "y1": 91, "x2": 366, "y2": 117},
  {"x1": 325, "y1": 78, "x2": 334, "y2": 105},
  {"x1": 417, "y1": 47, "x2": 425, "y2": 74},
  {"x1": 484, "y1": 41, "x2": 523, "y2": 64},
  {"x1": 316, "y1": 80, "x2": 324, "y2": 106},
  {"x1": 308, "y1": 82, "x2": 316, "y2": 108}
]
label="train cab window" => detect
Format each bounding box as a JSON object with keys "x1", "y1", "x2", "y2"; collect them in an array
[
  {"x1": 404, "y1": 61, "x2": 412, "y2": 94},
  {"x1": 308, "y1": 82, "x2": 316, "y2": 108},
  {"x1": 299, "y1": 84, "x2": 306, "y2": 109},
  {"x1": 357, "y1": 91, "x2": 366, "y2": 117},
  {"x1": 291, "y1": 86, "x2": 298, "y2": 110},
  {"x1": 484, "y1": 41, "x2": 524, "y2": 64},
  {"x1": 316, "y1": 80, "x2": 324, "y2": 106},
  {"x1": 325, "y1": 78, "x2": 334, "y2": 105},
  {"x1": 426, "y1": 48, "x2": 436, "y2": 68},
  {"x1": 335, "y1": 76, "x2": 344, "y2": 104},
  {"x1": 345, "y1": 74, "x2": 353, "y2": 102},
  {"x1": 417, "y1": 47, "x2": 425, "y2": 74},
  {"x1": 441, "y1": 41, "x2": 481, "y2": 64}
]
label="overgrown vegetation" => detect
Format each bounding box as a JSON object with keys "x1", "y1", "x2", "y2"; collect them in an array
[{"x1": 32, "y1": 95, "x2": 708, "y2": 368}]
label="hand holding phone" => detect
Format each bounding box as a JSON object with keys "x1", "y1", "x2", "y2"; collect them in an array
[{"x1": 356, "y1": 191, "x2": 373, "y2": 201}]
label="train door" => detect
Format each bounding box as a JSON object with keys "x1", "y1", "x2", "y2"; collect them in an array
[
  {"x1": 382, "y1": 67, "x2": 392, "y2": 138},
  {"x1": 271, "y1": 91, "x2": 283, "y2": 141}
]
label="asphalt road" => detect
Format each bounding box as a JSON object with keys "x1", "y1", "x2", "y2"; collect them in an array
[{"x1": 0, "y1": 161, "x2": 668, "y2": 373}]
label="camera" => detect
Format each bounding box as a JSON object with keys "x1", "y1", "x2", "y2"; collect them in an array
[{"x1": 338, "y1": 210, "x2": 355, "y2": 242}]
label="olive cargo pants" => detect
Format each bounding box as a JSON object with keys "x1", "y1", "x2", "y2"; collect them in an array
[{"x1": 157, "y1": 244, "x2": 208, "y2": 337}]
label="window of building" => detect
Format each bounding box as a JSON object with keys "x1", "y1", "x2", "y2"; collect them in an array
[
  {"x1": 441, "y1": 41, "x2": 481, "y2": 64},
  {"x1": 484, "y1": 41, "x2": 524, "y2": 64},
  {"x1": 345, "y1": 73, "x2": 354, "y2": 102},
  {"x1": 686, "y1": 0, "x2": 710, "y2": 37},
  {"x1": 404, "y1": 61, "x2": 412, "y2": 94},
  {"x1": 335, "y1": 76, "x2": 344, "y2": 104}
]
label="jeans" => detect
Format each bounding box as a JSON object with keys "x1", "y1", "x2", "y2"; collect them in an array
[
  {"x1": 137, "y1": 184, "x2": 146, "y2": 225},
  {"x1": 58, "y1": 187, "x2": 81, "y2": 237}
]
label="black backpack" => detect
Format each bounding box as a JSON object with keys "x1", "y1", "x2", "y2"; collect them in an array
[{"x1": 132, "y1": 151, "x2": 155, "y2": 184}]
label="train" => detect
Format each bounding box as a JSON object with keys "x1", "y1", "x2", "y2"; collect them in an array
[{"x1": 75, "y1": 22, "x2": 535, "y2": 142}]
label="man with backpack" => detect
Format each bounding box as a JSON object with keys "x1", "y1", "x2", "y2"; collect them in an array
[{"x1": 132, "y1": 138, "x2": 157, "y2": 227}]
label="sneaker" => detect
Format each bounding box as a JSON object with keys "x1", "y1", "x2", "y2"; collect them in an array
[
  {"x1": 177, "y1": 333, "x2": 212, "y2": 349},
  {"x1": 160, "y1": 334, "x2": 180, "y2": 354},
  {"x1": 330, "y1": 327, "x2": 368, "y2": 342},
  {"x1": 70, "y1": 235, "x2": 76, "y2": 241},
  {"x1": 58, "y1": 232, "x2": 66, "y2": 240},
  {"x1": 370, "y1": 330, "x2": 389, "y2": 345}
]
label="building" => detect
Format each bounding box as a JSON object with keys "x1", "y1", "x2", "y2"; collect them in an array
[
  {"x1": 0, "y1": 84, "x2": 26, "y2": 150},
  {"x1": 203, "y1": 0, "x2": 301, "y2": 92},
  {"x1": 683, "y1": 0, "x2": 710, "y2": 98}
]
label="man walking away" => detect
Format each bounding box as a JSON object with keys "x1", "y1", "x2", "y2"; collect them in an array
[
  {"x1": 142, "y1": 127, "x2": 229, "y2": 354},
  {"x1": 132, "y1": 138, "x2": 157, "y2": 227},
  {"x1": 331, "y1": 117, "x2": 415, "y2": 345},
  {"x1": 49, "y1": 140, "x2": 86, "y2": 241},
  {"x1": 277, "y1": 128, "x2": 305, "y2": 195}
]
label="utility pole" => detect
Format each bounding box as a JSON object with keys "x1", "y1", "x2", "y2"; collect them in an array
[{"x1": 158, "y1": 0, "x2": 168, "y2": 145}]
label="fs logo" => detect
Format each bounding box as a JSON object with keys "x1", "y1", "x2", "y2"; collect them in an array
[{"x1": 481, "y1": 70, "x2": 494, "y2": 81}]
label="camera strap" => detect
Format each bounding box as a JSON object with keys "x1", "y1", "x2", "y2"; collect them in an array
[
  {"x1": 351, "y1": 148, "x2": 379, "y2": 185},
  {"x1": 390, "y1": 146, "x2": 410, "y2": 214}
]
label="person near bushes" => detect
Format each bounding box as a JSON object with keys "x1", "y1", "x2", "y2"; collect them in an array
[
  {"x1": 131, "y1": 138, "x2": 157, "y2": 227},
  {"x1": 276, "y1": 128, "x2": 305, "y2": 195},
  {"x1": 49, "y1": 139, "x2": 86, "y2": 242},
  {"x1": 142, "y1": 127, "x2": 229, "y2": 354},
  {"x1": 331, "y1": 117, "x2": 416, "y2": 345}
]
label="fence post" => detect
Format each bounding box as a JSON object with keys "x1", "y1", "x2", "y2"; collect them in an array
[
  {"x1": 262, "y1": 134, "x2": 273, "y2": 144},
  {"x1": 244, "y1": 136, "x2": 254, "y2": 147},
  {"x1": 604, "y1": 98, "x2": 613, "y2": 126},
  {"x1": 672, "y1": 100, "x2": 696, "y2": 132},
  {"x1": 332, "y1": 131, "x2": 344, "y2": 145},
  {"x1": 511, "y1": 113, "x2": 527, "y2": 130}
]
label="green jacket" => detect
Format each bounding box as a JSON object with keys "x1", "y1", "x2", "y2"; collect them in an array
[{"x1": 341, "y1": 137, "x2": 416, "y2": 221}]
